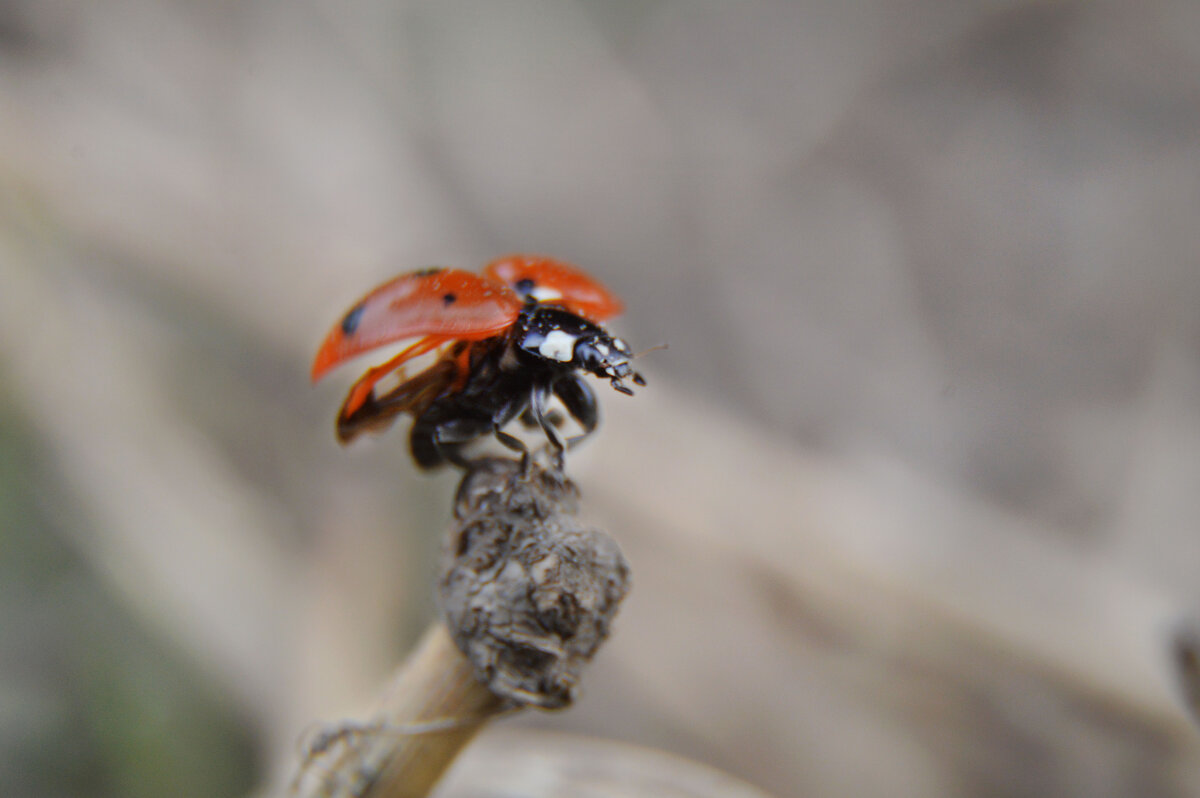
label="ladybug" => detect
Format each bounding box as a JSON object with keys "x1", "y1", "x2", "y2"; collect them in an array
[{"x1": 311, "y1": 255, "x2": 644, "y2": 469}]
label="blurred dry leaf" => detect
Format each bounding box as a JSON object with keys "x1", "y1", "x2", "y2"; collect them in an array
[{"x1": 436, "y1": 729, "x2": 777, "y2": 798}]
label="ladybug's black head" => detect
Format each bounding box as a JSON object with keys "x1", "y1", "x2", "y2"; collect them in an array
[{"x1": 515, "y1": 306, "x2": 645, "y2": 394}]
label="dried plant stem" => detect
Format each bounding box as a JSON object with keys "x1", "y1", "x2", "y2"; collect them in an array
[
  {"x1": 289, "y1": 622, "x2": 506, "y2": 798},
  {"x1": 289, "y1": 456, "x2": 629, "y2": 798}
]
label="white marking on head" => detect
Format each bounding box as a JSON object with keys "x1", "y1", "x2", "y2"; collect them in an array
[
  {"x1": 538, "y1": 329, "x2": 577, "y2": 362},
  {"x1": 594, "y1": 342, "x2": 610, "y2": 356},
  {"x1": 613, "y1": 338, "x2": 631, "y2": 354},
  {"x1": 528, "y1": 285, "x2": 562, "y2": 303}
]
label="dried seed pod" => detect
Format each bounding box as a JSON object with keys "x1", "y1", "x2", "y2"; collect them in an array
[{"x1": 440, "y1": 457, "x2": 631, "y2": 708}]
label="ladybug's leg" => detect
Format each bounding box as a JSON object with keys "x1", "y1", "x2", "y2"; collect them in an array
[
  {"x1": 517, "y1": 405, "x2": 564, "y2": 430},
  {"x1": 412, "y1": 384, "x2": 534, "y2": 470},
  {"x1": 409, "y1": 416, "x2": 450, "y2": 469},
  {"x1": 412, "y1": 412, "x2": 495, "y2": 470},
  {"x1": 553, "y1": 374, "x2": 598, "y2": 450},
  {"x1": 490, "y1": 389, "x2": 533, "y2": 468},
  {"x1": 529, "y1": 381, "x2": 569, "y2": 468},
  {"x1": 492, "y1": 426, "x2": 528, "y2": 457}
]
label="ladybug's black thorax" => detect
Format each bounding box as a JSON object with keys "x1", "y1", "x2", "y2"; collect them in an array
[
  {"x1": 506, "y1": 305, "x2": 643, "y2": 393},
  {"x1": 508, "y1": 305, "x2": 601, "y2": 372}
]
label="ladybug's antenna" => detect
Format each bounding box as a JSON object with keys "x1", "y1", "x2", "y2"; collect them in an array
[{"x1": 632, "y1": 342, "x2": 668, "y2": 360}]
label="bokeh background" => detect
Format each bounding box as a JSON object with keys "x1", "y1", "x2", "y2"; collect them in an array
[{"x1": 4, "y1": 1, "x2": 1200, "y2": 796}]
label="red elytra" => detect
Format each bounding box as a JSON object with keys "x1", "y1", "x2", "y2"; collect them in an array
[
  {"x1": 483, "y1": 254, "x2": 624, "y2": 322},
  {"x1": 311, "y1": 256, "x2": 626, "y2": 419}
]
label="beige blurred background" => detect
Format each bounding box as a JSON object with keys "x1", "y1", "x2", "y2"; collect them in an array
[{"x1": 3, "y1": 1, "x2": 1200, "y2": 796}]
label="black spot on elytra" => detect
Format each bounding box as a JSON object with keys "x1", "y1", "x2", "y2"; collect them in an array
[
  {"x1": 341, "y1": 303, "x2": 366, "y2": 335},
  {"x1": 514, "y1": 278, "x2": 535, "y2": 295},
  {"x1": 443, "y1": 293, "x2": 457, "y2": 306},
  {"x1": 414, "y1": 267, "x2": 445, "y2": 278}
]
